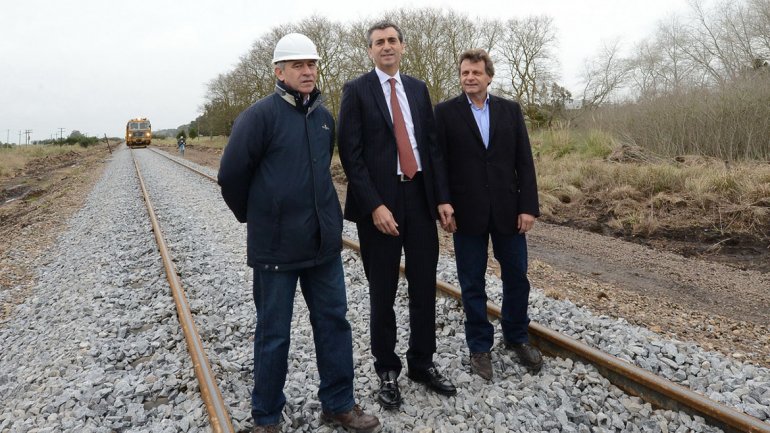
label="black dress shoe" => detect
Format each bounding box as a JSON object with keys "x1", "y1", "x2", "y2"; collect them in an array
[
  {"x1": 505, "y1": 341, "x2": 543, "y2": 372},
  {"x1": 377, "y1": 370, "x2": 401, "y2": 410},
  {"x1": 407, "y1": 366, "x2": 457, "y2": 396}
]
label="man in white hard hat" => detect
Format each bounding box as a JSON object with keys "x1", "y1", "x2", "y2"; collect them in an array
[{"x1": 218, "y1": 33, "x2": 381, "y2": 433}]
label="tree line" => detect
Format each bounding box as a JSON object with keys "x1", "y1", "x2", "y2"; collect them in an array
[
  {"x1": 193, "y1": 8, "x2": 568, "y2": 136},
  {"x1": 583, "y1": 0, "x2": 770, "y2": 160},
  {"x1": 194, "y1": 1, "x2": 770, "y2": 160}
]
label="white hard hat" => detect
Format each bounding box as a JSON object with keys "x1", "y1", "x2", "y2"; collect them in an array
[{"x1": 272, "y1": 33, "x2": 320, "y2": 64}]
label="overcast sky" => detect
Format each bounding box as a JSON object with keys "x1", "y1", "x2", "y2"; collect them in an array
[{"x1": 1, "y1": 0, "x2": 693, "y2": 143}]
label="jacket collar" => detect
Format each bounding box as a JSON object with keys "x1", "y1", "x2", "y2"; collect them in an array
[
  {"x1": 367, "y1": 70, "x2": 394, "y2": 130},
  {"x1": 455, "y1": 93, "x2": 490, "y2": 149},
  {"x1": 275, "y1": 80, "x2": 324, "y2": 114}
]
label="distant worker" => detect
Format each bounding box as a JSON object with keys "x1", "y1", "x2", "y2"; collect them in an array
[
  {"x1": 217, "y1": 33, "x2": 381, "y2": 433},
  {"x1": 177, "y1": 135, "x2": 186, "y2": 157},
  {"x1": 434, "y1": 49, "x2": 542, "y2": 381}
]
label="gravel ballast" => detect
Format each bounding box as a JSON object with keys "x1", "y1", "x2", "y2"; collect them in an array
[{"x1": 0, "y1": 147, "x2": 767, "y2": 432}]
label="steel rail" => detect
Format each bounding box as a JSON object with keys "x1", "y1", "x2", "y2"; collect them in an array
[
  {"x1": 341, "y1": 237, "x2": 770, "y2": 433},
  {"x1": 132, "y1": 151, "x2": 235, "y2": 433},
  {"x1": 148, "y1": 147, "x2": 218, "y2": 182},
  {"x1": 149, "y1": 147, "x2": 769, "y2": 433}
]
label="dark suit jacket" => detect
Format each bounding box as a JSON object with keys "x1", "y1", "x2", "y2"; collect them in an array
[
  {"x1": 337, "y1": 70, "x2": 449, "y2": 223},
  {"x1": 434, "y1": 93, "x2": 539, "y2": 235}
]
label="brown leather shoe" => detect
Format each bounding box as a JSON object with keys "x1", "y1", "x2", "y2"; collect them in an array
[
  {"x1": 252, "y1": 424, "x2": 279, "y2": 433},
  {"x1": 505, "y1": 341, "x2": 543, "y2": 372},
  {"x1": 320, "y1": 404, "x2": 381, "y2": 433},
  {"x1": 470, "y1": 352, "x2": 493, "y2": 380}
]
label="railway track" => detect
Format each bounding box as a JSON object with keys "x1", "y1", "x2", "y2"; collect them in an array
[
  {"x1": 132, "y1": 146, "x2": 769, "y2": 432},
  {"x1": 132, "y1": 151, "x2": 235, "y2": 433}
]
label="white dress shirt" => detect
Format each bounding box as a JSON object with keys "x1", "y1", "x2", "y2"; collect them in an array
[{"x1": 375, "y1": 67, "x2": 423, "y2": 174}]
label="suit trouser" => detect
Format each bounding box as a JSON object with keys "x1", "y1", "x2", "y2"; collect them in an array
[
  {"x1": 453, "y1": 231, "x2": 531, "y2": 353},
  {"x1": 356, "y1": 176, "x2": 438, "y2": 376}
]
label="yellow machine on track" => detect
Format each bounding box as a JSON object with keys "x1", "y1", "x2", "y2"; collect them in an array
[{"x1": 126, "y1": 118, "x2": 152, "y2": 148}]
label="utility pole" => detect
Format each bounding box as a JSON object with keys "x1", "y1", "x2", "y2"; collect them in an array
[
  {"x1": 19, "y1": 130, "x2": 22, "y2": 145},
  {"x1": 58, "y1": 127, "x2": 65, "y2": 141},
  {"x1": 24, "y1": 130, "x2": 32, "y2": 145}
]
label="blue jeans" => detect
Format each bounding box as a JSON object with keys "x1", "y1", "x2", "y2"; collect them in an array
[
  {"x1": 251, "y1": 256, "x2": 355, "y2": 426},
  {"x1": 453, "y1": 232, "x2": 531, "y2": 353}
]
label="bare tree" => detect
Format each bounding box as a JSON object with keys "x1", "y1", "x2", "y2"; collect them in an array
[
  {"x1": 580, "y1": 39, "x2": 632, "y2": 108},
  {"x1": 337, "y1": 19, "x2": 373, "y2": 80},
  {"x1": 749, "y1": 0, "x2": 770, "y2": 56},
  {"x1": 294, "y1": 16, "x2": 352, "y2": 117},
  {"x1": 628, "y1": 39, "x2": 665, "y2": 99},
  {"x1": 676, "y1": 0, "x2": 764, "y2": 84},
  {"x1": 495, "y1": 15, "x2": 558, "y2": 108},
  {"x1": 234, "y1": 36, "x2": 279, "y2": 102},
  {"x1": 203, "y1": 71, "x2": 250, "y2": 136},
  {"x1": 199, "y1": 9, "x2": 562, "y2": 130},
  {"x1": 391, "y1": 8, "x2": 484, "y2": 103},
  {"x1": 655, "y1": 16, "x2": 705, "y2": 91},
  {"x1": 474, "y1": 19, "x2": 504, "y2": 55}
]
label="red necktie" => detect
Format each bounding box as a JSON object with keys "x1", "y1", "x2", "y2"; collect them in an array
[{"x1": 389, "y1": 78, "x2": 418, "y2": 178}]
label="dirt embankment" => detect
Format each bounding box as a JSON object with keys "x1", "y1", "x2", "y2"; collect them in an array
[{"x1": 1, "y1": 144, "x2": 112, "y2": 320}]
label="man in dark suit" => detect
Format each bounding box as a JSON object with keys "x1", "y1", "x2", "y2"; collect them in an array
[
  {"x1": 337, "y1": 20, "x2": 456, "y2": 409},
  {"x1": 434, "y1": 49, "x2": 542, "y2": 381}
]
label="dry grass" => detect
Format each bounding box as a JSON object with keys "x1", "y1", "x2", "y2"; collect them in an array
[
  {"x1": 533, "y1": 128, "x2": 770, "y2": 239},
  {"x1": 0, "y1": 145, "x2": 90, "y2": 179}
]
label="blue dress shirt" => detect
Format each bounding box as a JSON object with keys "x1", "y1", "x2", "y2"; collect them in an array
[{"x1": 467, "y1": 94, "x2": 490, "y2": 148}]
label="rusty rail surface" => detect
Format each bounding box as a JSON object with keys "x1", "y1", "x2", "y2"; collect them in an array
[
  {"x1": 132, "y1": 151, "x2": 235, "y2": 433},
  {"x1": 148, "y1": 146, "x2": 769, "y2": 433}
]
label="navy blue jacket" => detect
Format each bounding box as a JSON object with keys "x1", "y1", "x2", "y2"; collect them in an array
[{"x1": 218, "y1": 83, "x2": 342, "y2": 271}]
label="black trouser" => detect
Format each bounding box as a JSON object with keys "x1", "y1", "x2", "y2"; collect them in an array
[{"x1": 357, "y1": 174, "x2": 439, "y2": 376}]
